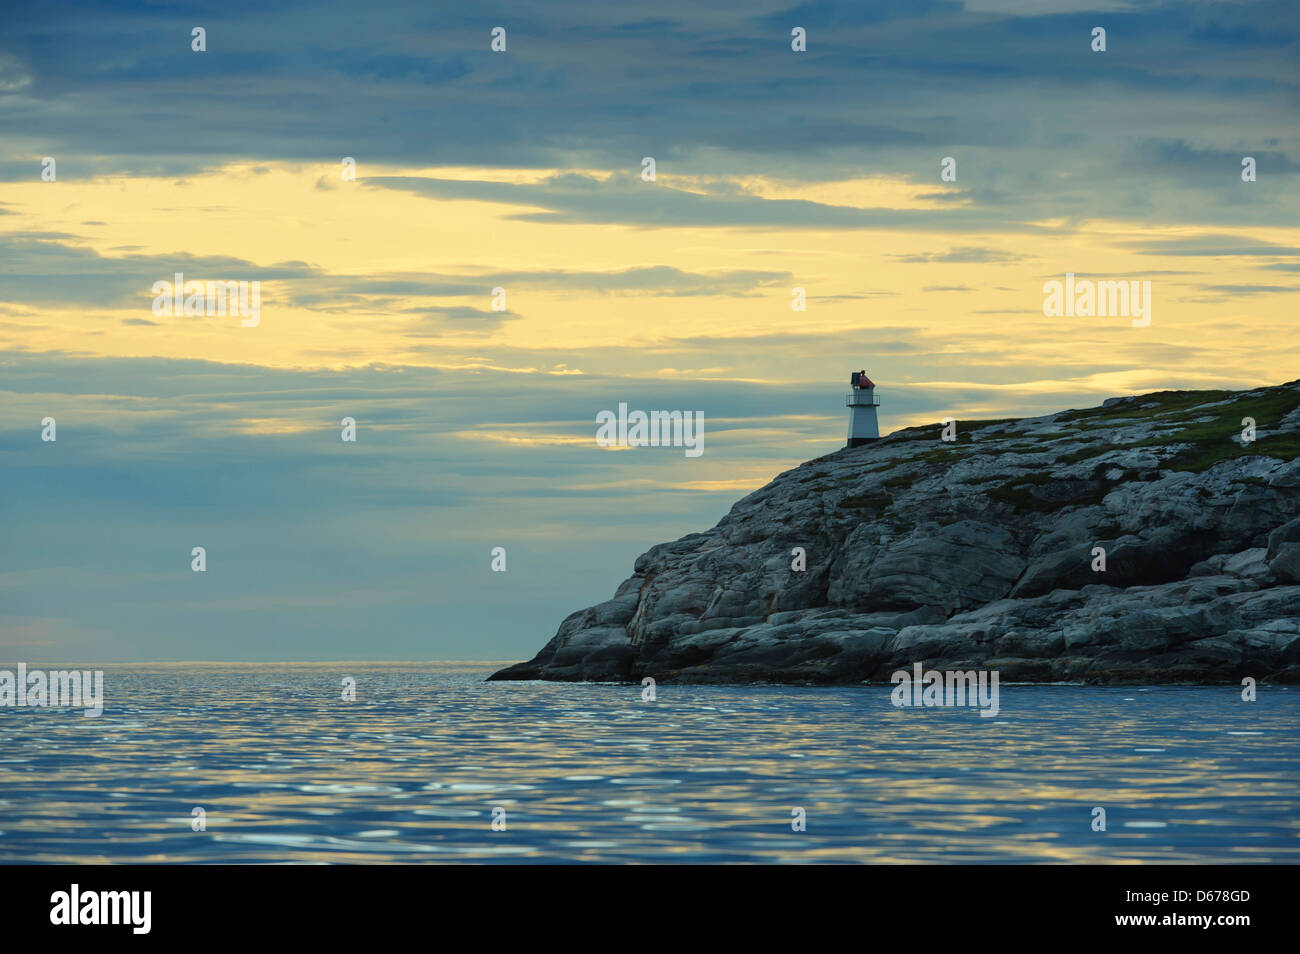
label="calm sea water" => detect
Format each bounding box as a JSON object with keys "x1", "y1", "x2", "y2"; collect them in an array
[{"x1": 1, "y1": 663, "x2": 1296, "y2": 864}]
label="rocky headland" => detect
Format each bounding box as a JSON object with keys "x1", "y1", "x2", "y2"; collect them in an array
[{"x1": 491, "y1": 381, "x2": 1300, "y2": 684}]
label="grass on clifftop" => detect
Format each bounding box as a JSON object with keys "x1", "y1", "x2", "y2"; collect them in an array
[
  {"x1": 1056, "y1": 388, "x2": 1236, "y2": 424},
  {"x1": 827, "y1": 387, "x2": 1299, "y2": 517},
  {"x1": 1080, "y1": 387, "x2": 1300, "y2": 472}
]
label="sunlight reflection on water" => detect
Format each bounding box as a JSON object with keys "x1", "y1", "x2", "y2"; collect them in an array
[{"x1": 0, "y1": 663, "x2": 1296, "y2": 863}]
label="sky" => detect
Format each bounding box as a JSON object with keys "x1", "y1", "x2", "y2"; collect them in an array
[{"x1": 1, "y1": 0, "x2": 1297, "y2": 662}]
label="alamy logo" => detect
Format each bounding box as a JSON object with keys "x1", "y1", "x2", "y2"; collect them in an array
[
  {"x1": 1042, "y1": 272, "x2": 1151, "y2": 327},
  {"x1": 595, "y1": 402, "x2": 704, "y2": 458},
  {"x1": 0, "y1": 664, "x2": 103, "y2": 717},
  {"x1": 891, "y1": 663, "x2": 1000, "y2": 718},
  {"x1": 152, "y1": 272, "x2": 260, "y2": 326},
  {"x1": 50, "y1": 884, "x2": 151, "y2": 934}
]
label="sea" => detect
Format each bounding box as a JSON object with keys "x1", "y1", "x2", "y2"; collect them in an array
[{"x1": 1, "y1": 663, "x2": 1296, "y2": 864}]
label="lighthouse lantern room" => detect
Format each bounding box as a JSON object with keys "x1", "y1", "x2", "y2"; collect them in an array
[{"x1": 846, "y1": 370, "x2": 880, "y2": 447}]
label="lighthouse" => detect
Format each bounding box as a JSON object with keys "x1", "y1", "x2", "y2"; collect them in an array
[{"x1": 846, "y1": 370, "x2": 880, "y2": 447}]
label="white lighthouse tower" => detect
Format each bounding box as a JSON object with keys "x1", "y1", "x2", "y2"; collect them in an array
[{"x1": 846, "y1": 370, "x2": 880, "y2": 447}]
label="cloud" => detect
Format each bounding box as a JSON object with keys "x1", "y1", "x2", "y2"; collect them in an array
[
  {"x1": 3, "y1": 0, "x2": 1300, "y2": 662},
  {"x1": 1198, "y1": 284, "x2": 1300, "y2": 295},
  {"x1": 1133, "y1": 139, "x2": 1298, "y2": 174},
  {"x1": 401, "y1": 306, "x2": 520, "y2": 336},
  {"x1": 0, "y1": 1, "x2": 1296, "y2": 230},
  {"x1": 896, "y1": 246, "x2": 1017, "y2": 263},
  {"x1": 1121, "y1": 236, "x2": 1300, "y2": 258},
  {"x1": 288, "y1": 265, "x2": 793, "y2": 308},
  {"x1": 366, "y1": 173, "x2": 1039, "y2": 231},
  {"x1": 0, "y1": 234, "x2": 319, "y2": 308},
  {"x1": 756, "y1": 0, "x2": 964, "y2": 29}
]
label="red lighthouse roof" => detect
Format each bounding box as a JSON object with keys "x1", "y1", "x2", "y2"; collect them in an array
[{"x1": 851, "y1": 370, "x2": 875, "y2": 388}]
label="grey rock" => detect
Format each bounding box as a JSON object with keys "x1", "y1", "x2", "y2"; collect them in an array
[
  {"x1": 1223, "y1": 548, "x2": 1273, "y2": 583},
  {"x1": 491, "y1": 380, "x2": 1300, "y2": 684},
  {"x1": 1266, "y1": 517, "x2": 1300, "y2": 583}
]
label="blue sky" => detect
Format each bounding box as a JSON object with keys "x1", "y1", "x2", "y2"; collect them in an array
[{"x1": 1, "y1": 0, "x2": 1297, "y2": 661}]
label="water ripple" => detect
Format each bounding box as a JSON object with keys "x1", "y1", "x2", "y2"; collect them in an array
[{"x1": 0, "y1": 663, "x2": 1296, "y2": 863}]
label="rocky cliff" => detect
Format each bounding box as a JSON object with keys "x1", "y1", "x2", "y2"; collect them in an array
[{"x1": 491, "y1": 381, "x2": 1300, "y2": 684}]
